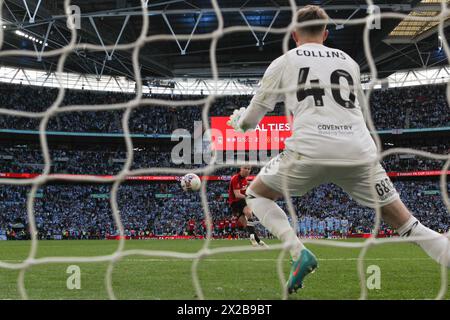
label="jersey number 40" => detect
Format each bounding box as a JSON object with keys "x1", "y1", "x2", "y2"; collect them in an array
[{"x1": 297, "y1": 67, "x2": 356, "y2": 109}]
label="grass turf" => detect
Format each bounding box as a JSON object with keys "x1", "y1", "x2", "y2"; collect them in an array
[{"x1": 0, "y1": 239, "x2": 448, "y2": 300}]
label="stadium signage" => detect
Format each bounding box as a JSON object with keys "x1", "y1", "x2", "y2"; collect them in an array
[
  {"x1": 91, "y1": 194, "x2": 109, "y2": 199},
  {"x1": 423, "y1": 190, "x2": 440, "y2": 195},
  {"x1": 155, "y1": 193, "x2": 174, "y2": 198},
  {"x1": 1, "y1": 171, "x2": 449, "y2": 181},
  {"x1": 210, "y1": 116, "x2": 293, "y2": 151},
  {"x1": 387, "y1": 171, "x2": 450, "y2": 177}
]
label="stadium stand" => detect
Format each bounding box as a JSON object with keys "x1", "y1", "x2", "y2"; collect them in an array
[
  {"x1": 0, "y1": 83, "x2": 449, "y2": 240},
  {"x1": 0, "y1": 83, "x2": 449, "y2": 133}
]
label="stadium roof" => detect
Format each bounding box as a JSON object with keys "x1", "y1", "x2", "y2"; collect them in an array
[
  {"x1": 387, "y1": 0, "x2": 449, "y2": 39},
  {"x1": 0, "y1": 0, "x2": 448, "y2": 81}
]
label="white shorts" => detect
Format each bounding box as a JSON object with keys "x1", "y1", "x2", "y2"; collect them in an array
[{"x1": 258, "y1": 149, "x2": 399, "y2": 209}]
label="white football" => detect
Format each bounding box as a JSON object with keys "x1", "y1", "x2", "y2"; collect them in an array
[{"x1": 180, "y1": 173, "x2": 201, "y2": 192}]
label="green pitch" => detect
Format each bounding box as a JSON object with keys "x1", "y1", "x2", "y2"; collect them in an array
[{"x1": 0, "y1": 239, "x2": 448, "y2": 300}]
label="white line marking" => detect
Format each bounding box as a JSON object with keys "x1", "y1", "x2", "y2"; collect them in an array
[{"x1": 0, "y1": 257, "x2": 432, "y2": 263}]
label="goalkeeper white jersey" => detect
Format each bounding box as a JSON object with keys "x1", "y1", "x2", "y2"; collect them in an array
[{"x1": 250, "y1": 43, "x2": 377, "y2": 163}]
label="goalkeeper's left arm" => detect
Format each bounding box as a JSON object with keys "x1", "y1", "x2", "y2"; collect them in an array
[{"x1": 227, "y1": 55, "x2": 286, "y2": 133}]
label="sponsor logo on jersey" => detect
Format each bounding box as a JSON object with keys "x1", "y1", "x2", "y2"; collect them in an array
[{"x1": 317, "y1": 124, "x2": 355, "y2": 136}]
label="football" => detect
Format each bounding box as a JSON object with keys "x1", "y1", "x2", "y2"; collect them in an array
[{"x1": 180, "y1": 173, "x2": 202, "y2": 192}]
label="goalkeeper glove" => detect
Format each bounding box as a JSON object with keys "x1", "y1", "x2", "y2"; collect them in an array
[{"x1": 226, "y1": 107, "x2": 246, "y2": 133}]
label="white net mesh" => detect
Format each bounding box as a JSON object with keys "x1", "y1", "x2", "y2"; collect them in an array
[{"x1": 0, "y1": 0, "x2": 448, "y2": 300}]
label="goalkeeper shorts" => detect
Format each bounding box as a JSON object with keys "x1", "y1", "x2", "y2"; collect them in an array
[{"x1": 258, "y1": 149, "x2": 399, "y2": 209}]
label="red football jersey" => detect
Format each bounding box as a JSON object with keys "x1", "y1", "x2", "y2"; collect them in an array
[{"x1": 228, "y1": 174, "x2": 248, "y2": 205}]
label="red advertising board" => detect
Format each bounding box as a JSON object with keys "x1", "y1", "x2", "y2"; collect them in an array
[
  {"x1": 387, "y1": 171, "x2": 450, "y2": 177},
  {"x1": 210, "y1": 116, "x2": 293, "y2": 151},
  {"x1": 0, "y1": 171, "x2": 448, "y2": 181},
  {"x1": 0, "y1": 173, "x2": 233, "y2": 181}
]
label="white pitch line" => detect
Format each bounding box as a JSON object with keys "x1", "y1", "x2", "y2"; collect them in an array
[{"x1": 0, "y1": 257, "x2": 432, "y2": 263}]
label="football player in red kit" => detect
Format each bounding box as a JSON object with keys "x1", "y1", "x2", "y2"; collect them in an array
[{"x1": 228, "y1": 166, "x2": 267, "y2": 247}]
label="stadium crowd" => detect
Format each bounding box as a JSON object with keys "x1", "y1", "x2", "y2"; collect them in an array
[
  {"x1": 371, "y1": 85, "x2": 450, "y2": 130},
  {"x1": 0, "y1": 82, "x2": 448, "y2": 241},
  {"x1": 0, "y1": 83, "x2": 449, "y2": 133},
  {"x1": 0, "y1": 180, "x2": 448, "y2": 240}
]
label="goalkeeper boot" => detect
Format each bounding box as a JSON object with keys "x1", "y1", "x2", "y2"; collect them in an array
[{"x1": 287, "y1": 248, "x2": 318, "y2": 294}]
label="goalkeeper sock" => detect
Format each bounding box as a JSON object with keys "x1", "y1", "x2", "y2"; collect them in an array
[
  {"x1": 246, "y1": 189, "x2": 305, "y2": 260},
  {"x1": 246, "y1": 222, "x2": 260, "y2": 243},
  {"x1": 398, "y1": 216, "x2": 450, "y2": 267}
]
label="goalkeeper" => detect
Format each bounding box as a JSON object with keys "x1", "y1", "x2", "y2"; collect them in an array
[{"x1": 227, "y1": 5, "x2": 450, "y2": 294}]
